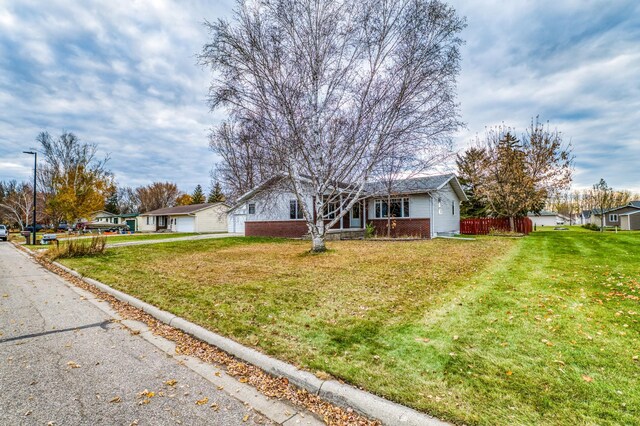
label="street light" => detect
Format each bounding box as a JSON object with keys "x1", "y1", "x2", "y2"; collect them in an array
[{"x1": 23, "y1": 151, "x2": 37, "y2": 245}]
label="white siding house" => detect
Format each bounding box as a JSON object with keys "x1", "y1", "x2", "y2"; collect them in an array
[
  {"x1": 228, "y1": 174, "x2": 466, "y2": 238},
  {"x1": 138, "y1": 203, "x2": 229, "y2": 233}
]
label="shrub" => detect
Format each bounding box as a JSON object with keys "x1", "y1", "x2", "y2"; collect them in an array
[
  {"x1": 581, "y1": 223, "x2": 600, "y2": 231},
  {"x1": 365, "y1": 222, "x2": 376, "y2": 238},
  {"x1": 47, "y1": 236, "x2": 107, "y2": 260}
]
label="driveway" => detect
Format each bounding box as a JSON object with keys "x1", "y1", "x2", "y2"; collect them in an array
[{"x1": 0, "y1": 242, "x2": 269, "y2": 426}]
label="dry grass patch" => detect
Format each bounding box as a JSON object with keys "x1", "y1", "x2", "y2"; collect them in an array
[{"x1": 59, "y1": 236, "x2": 514, "y2": 422}]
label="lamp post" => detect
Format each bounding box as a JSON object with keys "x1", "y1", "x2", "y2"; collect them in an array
[{"x1": 23, "y1": 151, "x2": 37, "y2": 245}]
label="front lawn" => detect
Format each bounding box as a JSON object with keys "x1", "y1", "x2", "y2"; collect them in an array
[{"x1": 59, "y1": 232, "x2": 640, "y2": 425}]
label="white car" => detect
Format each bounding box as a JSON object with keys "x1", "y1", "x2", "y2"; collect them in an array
[{"x1": 0, "y1": 225, "x2": 7, "y2": 241}]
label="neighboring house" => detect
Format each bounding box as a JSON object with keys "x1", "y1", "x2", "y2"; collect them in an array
[
  {"x1": 527, "y1": 211, "x2": 571, "y2": 227},
  {"x1": 90, "y1": 211, "x2": 140, "y2": 231},
  {"x1": 579, "y1": 210, "x2": 592, "y2": 225},
  {"x1": 227, "y1": 173, "x2": 467, "y2": 239},
  {"x1": 138, "y1": 203, "x2": 229, "y2": 233},
  {"x1": 91, "y1": 210, "x2": 116, "y2": 223},
  {"x1": 590, "y1": 201, "x2": 640, "y2": 228}
]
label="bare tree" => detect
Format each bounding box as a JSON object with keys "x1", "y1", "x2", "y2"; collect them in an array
[
  {"x1": 209, "y1": 120, "x2": 277, "y2": 200},
  {"x1": 136, "y1": 182, "x2": 180, "y2": 213},
  {"x1": 201, "y1": 0, "x2": 465, "y2": 251},
  {"x1": 0, "y1": 181, "x2": 43, "y2": 230},
  {"x1": 457, "y1": 119, "x2": 573, "y2": 231},
  {"x1": 117, "y1": 186, "x2": 139, "y2": 214}
]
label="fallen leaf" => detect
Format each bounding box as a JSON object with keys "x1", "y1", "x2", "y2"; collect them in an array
[
  {"x1": 453, "y1": 335, "x2": 459, "y2": 340},
  {"x1": 109, "y1": 396, "x2": 121, "y2": 403},
  {"x1": 506, "y1": 371, "x2": 513, "y2": 376},
  {"x1": 210, "y1": 403, "x2": 219, "y2": 411},
  {"x1": 67, "y1": 361, "x2": 81, "y2": 369},
  {"x1": 196, "y1": 397, "x2": 209, "y2": 405},
  {"x1": 242, "y1": 414, "x2": 250, "y2": 422},
  {"x1": 138, "y1": 389, "x2": 155, "y2": 398},
  {"x1": 582, "y1": 375, "x2": 593, "y2": 383},
  {"x1": 216, "y1": 385, "x2": 224, "y2": 390},
  {"x1": 239, "y1": 377, "x2": 248, "y2": 383},
  {"x1": 633, "y1": 355, "x2": 639, "y2": 361},
  {"x1": 164, "y1": 379, "x2": 177, "y2": 386}
]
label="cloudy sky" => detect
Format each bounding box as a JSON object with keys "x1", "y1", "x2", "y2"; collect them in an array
[{"x1": 1, "y1": 0, "x2": 638, "y2": 193}]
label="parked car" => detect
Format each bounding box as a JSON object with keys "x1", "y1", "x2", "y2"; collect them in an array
[
  {"x1": 25, "y1": 224, "x2": 45, "y2": 232},
  {"x1": 0, "y1": 225, "x2": 7, "y2": 241},
  {"x1": 57, "y1": 222, "x2": 70, "y2": 231}
]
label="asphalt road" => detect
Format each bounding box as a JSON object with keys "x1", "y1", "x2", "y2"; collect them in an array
[{"x1": 0, "y1": 242, "x2": 272, "y2": 426}]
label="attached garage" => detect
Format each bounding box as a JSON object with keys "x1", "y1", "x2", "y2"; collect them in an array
[
  {"x1": 139, "y1": 202, "x2": 229, "y2": 233},
  {"x1": 620, "y1": 211, "x2": 640, "y2": 231},
  {"x1": 228, "y1": 213, "x2": 246, "y2": 234},
  {"x1": 175, "y1": 216, "x2": 195, "y2": 232}
]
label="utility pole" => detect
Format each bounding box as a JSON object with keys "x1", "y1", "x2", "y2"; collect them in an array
[{"x1": 23, "y1": 151, "x2": 37, "y2": 245}]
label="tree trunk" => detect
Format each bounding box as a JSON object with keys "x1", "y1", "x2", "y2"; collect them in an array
[
  {"x1": 311, "y1": 234, "x2": 326, "y2": 252},
  {"x1": 509, "y1": 216, "x2": 515, "y2": 232},
  {"x1": 310, "y1": 219, "x2": 327, "y2": 253}
]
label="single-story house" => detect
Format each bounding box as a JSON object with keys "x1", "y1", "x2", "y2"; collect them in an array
[
  {"x1": 227, "y1": 173, "x2": 467, "y2": 239},
  {"x1": 527, "y1": 211, "x2": 569, "y2": 227},
  {"x1": 138, "y1": 203, "x2": 229, "y2": 233},
  {"x1": 590, "y1": 201, "x2": 640, "y2": 228},
  {"x1": 87, "y1": 211, "x2": 140, "y2": 231}
]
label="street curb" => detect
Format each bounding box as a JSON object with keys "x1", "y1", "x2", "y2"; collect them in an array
[{"x1": 50, "y1": 260, "x2": 449, "y2": 426}]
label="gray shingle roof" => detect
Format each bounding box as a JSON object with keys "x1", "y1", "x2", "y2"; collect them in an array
[
  {"x1": 364, "y1": 173, "x2": 456, "y2": 195},
  {"x1": 141, "y1": 203, "x2": 224, "y2": 216}
]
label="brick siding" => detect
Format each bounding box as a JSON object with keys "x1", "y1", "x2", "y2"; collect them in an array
[
  {"x1": 368, "y1": 218, "x2": 430, "y2": 238},
  {"x1": 245, "y1": 220, "x2": 308, "y2": 238}
]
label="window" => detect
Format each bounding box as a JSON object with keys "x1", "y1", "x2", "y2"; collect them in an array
[
  {"x1": 146, "y1": 216, "x2": 150, "y2": 225},
  {"x1": 452, "y1": 201, "x2": 455, "y2": 215},
  {"x1": 290, "y1": 199, "x2": 303, "y2": 219},
  {"x1": 324, "y1": 202, "x2": 338, "y2": 219},
  {"x1": 609, "y1": 214, "x2": 619, "y2": 222},
  {"x1": 248, "y1": 203, "x2": 256, "y2": 214},
  {"x1": 374, "y1": 198, "x2": 409, "y2": 218}
]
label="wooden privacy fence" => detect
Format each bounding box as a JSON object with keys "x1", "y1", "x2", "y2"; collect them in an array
[{"x1": 460, "y1": 217, "x2": 533, "y2": 235}]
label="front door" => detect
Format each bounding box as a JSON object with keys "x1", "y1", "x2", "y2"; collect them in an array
[{"x1": 350, "y1": 203, "x2": 361, "y2": 228}]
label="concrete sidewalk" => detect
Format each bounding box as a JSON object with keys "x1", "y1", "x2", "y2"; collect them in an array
[{"x1": 0, "y1": 242, "x2": 316, "y2": 425}]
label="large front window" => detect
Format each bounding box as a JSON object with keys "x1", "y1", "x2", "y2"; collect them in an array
[{"x1": 374, "y1": 198, "x2": 409, "y2": 218}]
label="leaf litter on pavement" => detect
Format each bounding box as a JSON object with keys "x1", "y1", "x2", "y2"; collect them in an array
[{"x1": 35, "y1": 254, "x2": 380, "y2": 426}]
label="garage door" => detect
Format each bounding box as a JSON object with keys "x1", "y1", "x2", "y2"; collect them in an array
[
  {"x1": 231, "y1": 214, "x2": 245, "y2": 234},
  {"x1": 176, "y1": 217, "x2": 195, "y2": 233}
]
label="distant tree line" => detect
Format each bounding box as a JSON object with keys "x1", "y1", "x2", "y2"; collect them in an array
[{"x1": 0, "y1": 131, "x2": 227, "y2": 230}]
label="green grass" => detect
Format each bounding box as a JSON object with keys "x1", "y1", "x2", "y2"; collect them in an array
[{"x1": 59, "y1": 232, "x2": 640, "y2": 425}]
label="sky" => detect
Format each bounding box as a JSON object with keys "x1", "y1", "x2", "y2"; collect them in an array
[{"x1": 1, "y1": 0, "x2": 639, "y2": 193}]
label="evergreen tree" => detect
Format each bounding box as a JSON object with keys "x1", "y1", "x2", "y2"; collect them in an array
[
  {"x1": 191, "y1": 184, "x2": 205, "y2": 204},
  {"x1": 207, "y1": 182, "x2": 226, "y2": 203},
  {"x1": 104, "y1": 188, "x2": 120, "y2": 214}
]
